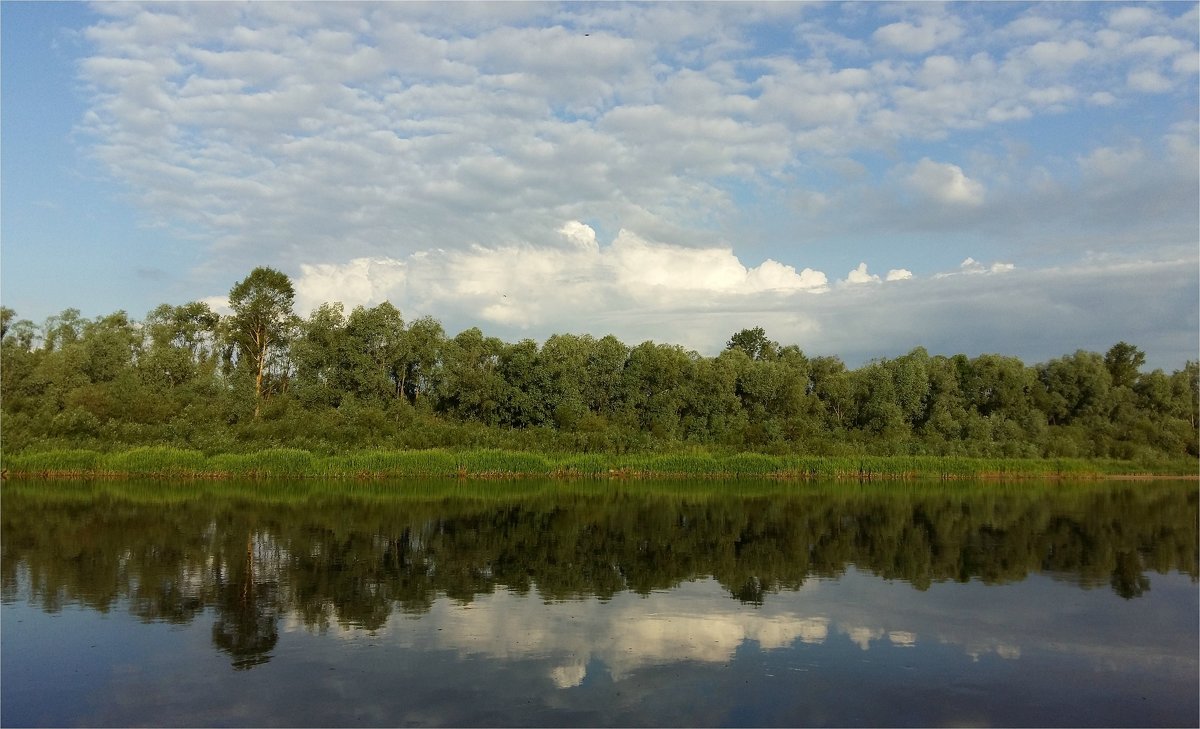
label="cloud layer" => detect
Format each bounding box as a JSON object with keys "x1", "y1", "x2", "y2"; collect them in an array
[
  {"x1": 287, "y1": 222, "x2": 1196, "y2": 369},
  {"x1": 63, "y1": 2, "x2": 1199, "y2": 367}
]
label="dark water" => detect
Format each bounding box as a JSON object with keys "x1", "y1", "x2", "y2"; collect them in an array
[{"x1": 2, "y1": 479, "x2": 1197, "y2": 727}]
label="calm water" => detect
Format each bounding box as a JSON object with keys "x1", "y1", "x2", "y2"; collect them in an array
[{"x1": 2, "y1": 478, "x2": 1197, "y2": 727}]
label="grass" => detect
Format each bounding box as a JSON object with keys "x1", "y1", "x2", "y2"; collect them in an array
[{"x1": 3, "y1": 446, "x2": 1194, "y2": 481}]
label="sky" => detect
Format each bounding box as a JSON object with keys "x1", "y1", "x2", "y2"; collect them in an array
[{"x1": 2, "y1": 1, "x2": 1197, "y2": 369}]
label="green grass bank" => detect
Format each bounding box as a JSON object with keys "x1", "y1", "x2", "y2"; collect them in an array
[{"x1": 3, "y1": 446, "x2": 1195, "y2": 481}]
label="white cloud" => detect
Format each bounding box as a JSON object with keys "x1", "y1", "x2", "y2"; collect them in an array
[
  {"x1": 1004, "y1": 16, "x2": 1061, "y2": 38},
  {"x1": 1173, "y1": 53, "x2": 1200, "y2": 75},
  {"x1": 1079, "y1": 145, "x2": 1145, "y2": 179},
  {"x1": 199, "y1": 295, "x2": 230, "y2": 316},
  {"x1": 1124, "y1": 35, "x2": 1192, "y2": 59},
  {"x1": 844, "y1": 262, "x2": 881, "y2": 285},
  {"x1": 41, "y1": 2, "x2": 1194, "y2": 372},
  {"x1": 1127, "y1": 69, "x2": 1173, "y2": 93},
  {"x1": 908, "y1": 158, "x2": 986, "y2": 206},
  {"x1": 1108, "y1": 6, "x2": 1161, "y2": 31},
  {"x1": 294, "y1": 258, "x2": 408, "y2": 317},
  {"x1": 557, "y1": 220, "x2": 601, "y2": 253},
  {"x1": 290, "y1": 223, "x2": 830, "y2": 334},
  {"x1": 1024, "y1": 39, "x2": 1091, "y2": 68},
  {"x1": 934, "y1": 258, "x2": 1015, "y2": 278},
  {"x1": 872, "y1": 16, "x2": 964, "y2": 54}
]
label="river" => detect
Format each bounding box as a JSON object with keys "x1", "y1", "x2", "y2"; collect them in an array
[{"x1": 2, "y1": 478, "x2": 1196, "y2": 726}]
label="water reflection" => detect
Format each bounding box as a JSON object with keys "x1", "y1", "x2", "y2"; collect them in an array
[
  {"x1": 2, "y1": 479, "x2": 1197, "y2": 727},
  {"x1": 1, "y1": 479, "x2": 1196, "y2": 676}
]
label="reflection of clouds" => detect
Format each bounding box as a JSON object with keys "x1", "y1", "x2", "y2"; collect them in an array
[
  {"x1": 755, "y1": 616, "x2": 829, "y2": 649},
  {"x1": 844, "y1": 626, "x2": 884, "y2": 651},
  {"x1": 888, "y1": 631, "x2": 917, "y2": 648},
  {"x1": 604, "y1": 614, "x2": 830, "y2": 680},
  {"x1": 274, "y1": 571, "x2": 1198, "y2": 690},
  {"x1": 960, "y1": 639, "x2": 1022, "y2": 662},
  {"x1": 427, "y1": 589, "x2": 833, "y2": 685},
  {"x1": 550, "y1": 660, "x2": 587, "y2": 689}
]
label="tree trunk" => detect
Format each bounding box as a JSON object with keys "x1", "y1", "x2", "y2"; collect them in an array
[{"x1": 253, "y1": 326, "x2": 267, "y2": 419}]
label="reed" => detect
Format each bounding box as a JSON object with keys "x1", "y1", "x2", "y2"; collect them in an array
[
  {"x1": 2, "y1": 447, "x2": 1193, "y2": 481},
  {"x1": 207, "y1": 448, "x2": 314, "y2": 478},
  {"x1": 322, "y1": 449, "x2": 457, "y2": 478},
  {"x1": 3, "y1": 449, "x2": 102, "y2": 476},
  {"x1": 455, "y1": 449, "x2": 551, "y2": 477},
  {"x1": 100, "y1": 447, "x2": 208, "y2": 476}
]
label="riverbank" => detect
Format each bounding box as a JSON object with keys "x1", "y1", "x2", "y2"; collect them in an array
[{"x1": 3, "y1": 446, "x2": 1195, "y2": 481}]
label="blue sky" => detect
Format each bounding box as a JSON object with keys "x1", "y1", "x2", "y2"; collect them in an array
[{"x1": 2, "y1": 1, "x2": 1197, "y2": 369}]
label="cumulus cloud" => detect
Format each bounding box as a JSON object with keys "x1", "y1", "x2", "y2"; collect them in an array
[
  {"x1": 294, "y1": 258, "x2": 408, "y2": 317},
  {"x1": 908, "y1": 158, "x2": 985, "y2": 206},
  {"x1": 844, "y1": 262, "x2": 881, "y2": 285},
  {"x1": 290, "y1": 222, "x2": 830, "y2": 336},
  {"x1": 278, "y1": 221, "x2": 1196, "y2": 371}
]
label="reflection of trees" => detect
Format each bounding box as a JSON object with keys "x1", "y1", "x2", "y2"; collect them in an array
[
  {"x1": 211, "y1": 533, "x2": 279, "y2": 670},
  {"x1": 2, "y1": 481, "x2": 1196, "y2": 657}
]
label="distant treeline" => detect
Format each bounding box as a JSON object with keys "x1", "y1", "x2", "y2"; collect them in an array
[{"x1": 1, "y1": 267, "x2": 1197, "y2": 461}]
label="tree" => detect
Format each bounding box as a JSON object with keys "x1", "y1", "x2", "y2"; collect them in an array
[
  {"x1": 1104, "y1": 342, "x2": 1146, "y2": 389},
  {"x1": 343, "y1": 302, "x2": 405, "y2": 404},
  {"x1": 227, "y1": 268, "x2": 296, "y2": 418},
  {"x1": 0, "y1": 306, "x2": 15, "y2": 340},
  {"x1": 1037, "y1": 351, "x2": 1113, "y2": 427},
  {"x1": 291, "y1": 303, "x2": 348, "y2": 409},
  {"x1": 398, "y1": 315, "x2": 445, "y2": 407},
  {"x1": 142, "y1": 302, "x2": 220, "y2": 388},
  {"x1": 726, "y1": 327, "x2": 778, "y2": 361}
]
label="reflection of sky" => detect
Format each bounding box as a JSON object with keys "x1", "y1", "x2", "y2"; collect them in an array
[
  {"x1": 283, "y1": 568, "x2": 1194, "y2": 690},
  {"x1": 5, "y1": 568, "x2": 1197, "y2": 727}
]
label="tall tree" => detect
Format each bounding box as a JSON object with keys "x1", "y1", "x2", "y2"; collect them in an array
[
  {"x1": 142, "y1": 302, "x2": 220, "y2": 388},
  {"x1": 1104, "y1": 342, "x2": 1146, "y2": 389},
  {"x1": 343, "y1": 302, "x2": 405, "y2": 404},
  {"x1": 726, "y1": 327, "x2": 779, "y2": 361},
  {"x1": 227, "y1": 268, "x2": 296, "y2": 418},
  {"x1": 0, "y1": 306, "x2": 15, "y2": 340}
]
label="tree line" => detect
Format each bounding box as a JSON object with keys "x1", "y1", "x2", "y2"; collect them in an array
[{"x1": 2, "y1": 266, "x2": 1197, "y2": 460}]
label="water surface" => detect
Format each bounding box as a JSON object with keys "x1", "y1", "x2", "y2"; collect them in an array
[{"x1": 2, "y1": 479, "x2": 1196, "y2": 727}]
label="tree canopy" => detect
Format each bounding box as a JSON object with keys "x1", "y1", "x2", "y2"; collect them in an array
[{"x1": 1, "y1": 269, "x2": 1196, "y2": 461}]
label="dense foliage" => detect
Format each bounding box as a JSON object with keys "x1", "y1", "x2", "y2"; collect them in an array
[{"x1": 2, "y1": 268, "x2": 1197, "y2": 462}]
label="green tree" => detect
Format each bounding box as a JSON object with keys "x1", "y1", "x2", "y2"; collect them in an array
[
  {"x1": 343, "y1": 302, "x2": 405, "y2": 405},
  {"x1": 0, "y1": 306, "x2": 15, "y2": 340},
  {"x1": 291, "y1": 303, "x2": 348, "y2": 409},
  {"x1": 726, "y1": 327, "x2": 779, "y2": 361},
  {"x1": 227, "y1": 268, "x2": 296, "y2": 418},
  {"x1": 397, "y1": 316, "x2": 444, "y2": 407},
  {"x1": 1104, "y1": 342, "x2": 1146, "y2": 389},
  {"x1": 142, "y1": 302, "x2": 220, "y2": 389},
  {"x1": 438, "y1": 327, "x2": 506, "y2": 424},
  {"x1": 1037, "y1": 351, "x2": 1113, "y2": 427}
]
